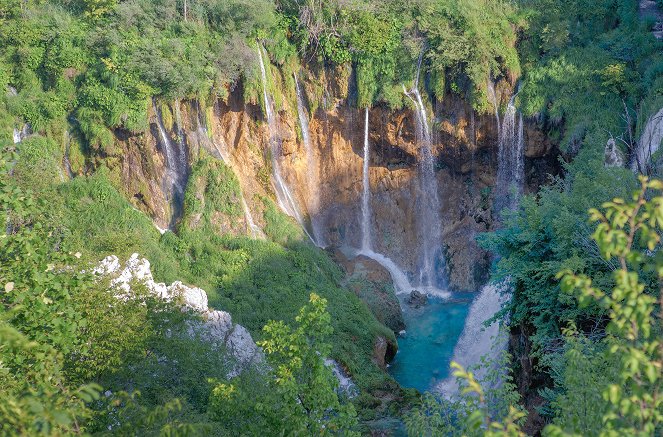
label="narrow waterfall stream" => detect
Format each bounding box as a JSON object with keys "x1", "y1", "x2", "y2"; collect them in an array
[
  {"x1": 257, "y1": 46, "x2": 315, "y2": 244},
  {"x1": 361, "y1": 107, "x2": 372, "y2": 251},
  {"x1": 294, "y1": 74, "x2": 325, "y2": 246},
  {"x1": 403, "y1": 55, "x2": 445, "y2": 290},
  {"x1": 153, "y1": 100, "x2": 188, "y2": 226},
  {"x1": 496, "y1": 94, "x2": 525, "y2": 213}
]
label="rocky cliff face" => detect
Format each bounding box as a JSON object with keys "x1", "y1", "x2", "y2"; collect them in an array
[{"x1": 104, "y1": 68, "x2": 557, "y2": 293}]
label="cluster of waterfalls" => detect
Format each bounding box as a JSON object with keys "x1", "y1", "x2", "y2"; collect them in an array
[
  {"x1": 253, "y1": 47, "x2": 525, "y2": 395},
  {"x1": 148, "y1": 46, "x2": 527, "y2": 396}
]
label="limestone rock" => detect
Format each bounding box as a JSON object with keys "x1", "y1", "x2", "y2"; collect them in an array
[
  {"x1": 604, "y1": 138, "x2": 625, "y2": 168},
  {"x1": 95, "y1": 253, "x2": 263, "y2": 377}
]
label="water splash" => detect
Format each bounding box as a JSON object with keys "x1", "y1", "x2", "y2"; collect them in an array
[
  {"x1": 242, "y1": 197, "x2": 264, "y2": 238},
  {"x1": 257, "y1": 45, "x2": 314, "y2": 244},
  {"x1": 436, "y1": 283, "x2": 508, "y2": 396},
  {"x1": 495, "y1": 94, "x2": 525, "y2": 212},
  {"x1": 13, "y1": 124, "x2": 29, "y2": 144},
  {"x1": 294, "y1": 73, "x2": 325, "y2": 246},
  {"x1": 403, "y1": 54, "x2": 445, "y2": 289},
  {"x1": 361, "y1": 108, "x2": 372, "y2": 251}
]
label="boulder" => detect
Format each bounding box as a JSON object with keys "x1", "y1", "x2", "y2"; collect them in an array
[{"x1": 407, "y1": 290, "x2": 428, "y2": 308}]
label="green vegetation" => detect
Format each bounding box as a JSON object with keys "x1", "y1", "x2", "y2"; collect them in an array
[
  {"x1": 2, "y1": 0, "x2": 663, "y2": 434},
  {"x1": 209, "y1": 293, "x2": 360, "y2": 435},
  {"x1": 409, "y1": 178, "x2": 663, "y2": 436}
]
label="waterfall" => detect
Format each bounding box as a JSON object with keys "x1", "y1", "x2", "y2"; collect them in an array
[
  {"x1": 257, "y1": 45, "x2": 314, "y2": 243},
  {"x1": 403, "y1": 54, "x2": 445, "y2": 289},
  {"x1": 436, "y1": 283, "x2": 508, "y2": 396},
  {"x1": 487, "y1": 81, "x2": 501, "y2": 137},
  {"x1": 294, "y1": 73, "x2": 325, "y2": 246},
  {"x1": 153, "y1": 100, "x2": 188, "y2": 226},
  {"x1": 361, "y1": 108, "x2": 372, "y2": 251},
  {"x1": 242, "y1": 197, "x2": 263, "y2": 238},
  {"x1": 495, "y1": 94, "x2": 525, "y2": 212},
  {"x1": 13, "y1": 124, "x2": 29, "y2": 144}
]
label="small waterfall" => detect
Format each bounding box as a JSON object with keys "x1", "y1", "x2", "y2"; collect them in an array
[
  {"x1": 13, "y1": 124, "x2": 29, "y2": 144},
  {"x1": 294, "y1": 73, "x2": 325, "y2": 246},
  {"x1": 403, "y1": 54, "x2": 445, "y2": 289},
  {"x1": 361, "y1": 108, "x2": 372, "y2": 251},
  {"x1": 257, "y1": 45, "x2": 314, "y2": 243},
  {"x1": 153, "y1": 100, "x2": 188, "y2": 225},
  {"x1": 495, "y1": 94, "x2": 525, "y2": 212},
  {"x1": 436, "y1": 283, "x2": 508, "y2": 396},
  {"x1": 487, "y1": 81, "x2": 501, "y2": 136},
  {"x1": 242, "y1": 197, "x2": 263, "y2": 238}
]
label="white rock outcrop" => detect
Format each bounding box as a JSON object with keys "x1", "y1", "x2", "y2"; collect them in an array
[
  {"x1": 94, "y1": 253, "x2": 263, "y2": 377},
  {"x1": 631, "y1": 107, "x2": 663, "y2": 173},
  {"x1": 604, "y1": 138, "x2": 625, "y2": 168}
]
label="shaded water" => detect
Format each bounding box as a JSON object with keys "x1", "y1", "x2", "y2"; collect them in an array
[{"x1": 389, "y1": 296, "x2": 471, "y2": 392}]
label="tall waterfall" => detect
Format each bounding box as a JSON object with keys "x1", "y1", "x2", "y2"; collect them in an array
[
  {"x1": 403, "y1": 55, "x2": 445, "y2": 289},
  {"x1": 355, "y1": 108, "x2": 430, "y2": 296},
  {"x1": 294, "y1": 73, "x2": 325, "y2": 246},
  {"x1": 361, "y1": 108, "x2": 372, "y2": 251},
  {"x1": 257, "y1": 46, "x2": 314, "y2": 243},
  {"x1": 495, "y1": 94, "x2": 525, "y2": 212},
  {"x1": 437, "y1": 283, "x2": 508, "y2": 396}
]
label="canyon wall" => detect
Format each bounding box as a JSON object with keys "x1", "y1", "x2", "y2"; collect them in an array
[{"x1": 102, "y1": 66, "x2": 557, "y2": 293}]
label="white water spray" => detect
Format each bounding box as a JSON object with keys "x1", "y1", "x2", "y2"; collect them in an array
[
  {"x1": 496, "y1": 94, "x2": 525, "y2": 212},
  {"x1": 437, "y1": 283, "x2": 508, "y2": 396},
  {"x1": 403, "y1": 54, "x2": 445, "y2": 288},
  {"x1": 153, "y1": 101, "x2": 184, "y2": 197},
  {"x1": 361, "y1": 108, "x2": 372, "y2": 251},
  {"x1": 294, "y1": 73, "x2": 325, "y2": 246},
  {"x1": 257, "y1": 46, "x2": 314, "y2": 243}
]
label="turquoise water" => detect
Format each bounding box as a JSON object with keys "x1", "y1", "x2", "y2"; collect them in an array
[{"x1": 388, "y1": 295, "x2": 472, "y2": 392}]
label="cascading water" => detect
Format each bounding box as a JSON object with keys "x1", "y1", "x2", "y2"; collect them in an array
[
  {"x1": 436, "y1": 283, "x2": 508, "y2": 396},
  {"x1": 361, "y1": 108, "x2": 372, "y2": 252},
  {"x1": 257, "y1": 45, "x2": 314, "y2": 243},
  {"x1": 294, "y1": 73, "x2": 325, "y2": 246},
  {"x1": 495, "y1": 93, "x2": 525, "y2": 213},
  {"x1": 354, "y1": 108, "x2": 431, "y2": 297},
  {"x1": 153, "y1": 100, "x2": 188, "y2": 226},
  {"x1": 434, "y1": 88, "x2": 526, "y2": 397},
  {"x1": 403, "y1": 54, "x2": 445, "y2": 290}
]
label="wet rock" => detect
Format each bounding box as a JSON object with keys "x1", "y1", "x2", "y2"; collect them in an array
[
  {"x1": 372, "y1": 335, "x2": 397, "y2": 369},
  {"x1": 407, "y1": 290, "x2": 428, "y2": 308}
]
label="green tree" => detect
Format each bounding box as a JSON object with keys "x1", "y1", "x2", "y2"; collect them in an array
[
  {"x1": 549, "y1": 176, "x2": 663, "y2": 436},
  {"x1": 208, "y1": 293, "x2": 359, "y2": 435}
]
